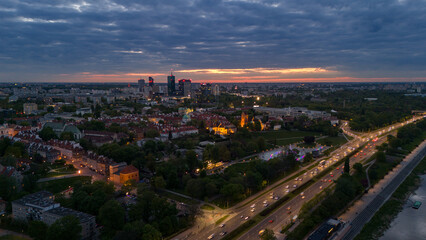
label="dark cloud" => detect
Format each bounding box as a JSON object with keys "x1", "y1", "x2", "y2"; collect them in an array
[{"x1": 0, "y1": 0, "x2": 426, "y2": 81}]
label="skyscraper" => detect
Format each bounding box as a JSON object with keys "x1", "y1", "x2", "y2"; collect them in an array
[
  {"x1": 178, "y1": 79, "x2": 192, "y2": 97},
  {"x1": 167, "y1": 73, "x2": 175, "y2": 96},
  {"x1": 138, "y1": 79, "x2": 145, "y2": 92},
  {"x1": 149, "y1": 77, "x2": 154, "y2": 87},
  {"x1": 184, "y1": 79, "x2": 192, "y2": 97}
]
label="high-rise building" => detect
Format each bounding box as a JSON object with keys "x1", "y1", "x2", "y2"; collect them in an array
[
  {"x1": 184, "y1": 79, "x2": 192, "y2": 97},
  {"x1": 178, "y1": 79, "x2": 185, "y2": 96},
  {"x1": 200, "y1": 83, "x2": 212, "y2": 95},
  {"x1": 138, "y1": 79, "x2": 145, "y2": 92},
  {"x1": 167, "y1": 73, "x2": 175, "y2": 96},
  {"x1": 149, "y1": 77, "x2": 154, "y2": 87},
  {"x1": 213, "y1": 84, "x2": 220, "y2": 96}
]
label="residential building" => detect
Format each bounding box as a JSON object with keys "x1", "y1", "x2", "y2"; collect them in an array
[
  {"x1": 23, "y1": 103, "x2": 37, "y2": 115},
  {"x1": 12, "y1": 191, "x2": 97, "y2": 240},
  {"x1": 42, "y1": 122, "x2": 83, "y2": 140}
]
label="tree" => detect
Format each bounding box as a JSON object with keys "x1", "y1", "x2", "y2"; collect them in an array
[
  {"x1": 39, "y1": 127, "x2": 57, "y2": 141},
  {"x1": 344, "y1": 158, "x2": 350, "y2": 173},
  {"x1": 60, "y1": 132, "x2": 75, "y2": 141},
  {"x1": 260, "y1": 229, "x2": 277, "y2": 240},
  {"x1": 353, "y1": 163, "x2": 364, "y2": 175},
  {"x1": 376, "y1": 151, "x2": 386, "y2": 162},
  {"x1": 185, "y1": 150, "x2": 200, "y2": 172},
  {"x1": 221, "y1": 183, "x2": 244, "y2": 202},
  {"x1": 185, "y1": 179, "x2": 205, "y2": 199},
  {"x1": 142, "y1": 224, "x2": 162, "y2": 240},
  {"x1": 46, "y1": 215, "x2": 82, "y2": 240},
  {"x1": 28, "y1": 221, "x2": 48, "y2": 240},
  {"x1": 98, "y1": 200, "x2": 125, "y2": 231},
  {"x1": 153, "y1": 176, "x2": 166, "y2": 190},
  {"x1": 303, "y1": 136, "x2": 315, "y2": 144}
]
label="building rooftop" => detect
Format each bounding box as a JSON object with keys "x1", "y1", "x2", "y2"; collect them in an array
[
  {"x1": 46, "y1": 206, "x2": 95, "y2": 223},
  {"x1": 120, "y1": 165, "x2": 138, "y2": 174},
  {"x1": 13, "y1": 191, "x2": 55, "y2": 209}
]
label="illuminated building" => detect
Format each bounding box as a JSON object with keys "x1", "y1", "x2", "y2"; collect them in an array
[
  {"x1": 241, "y1": 112, "x2": 248, "y2": 127},
  {"x1": 149, "y1": 76, "x2": 154, "y2": 87}
]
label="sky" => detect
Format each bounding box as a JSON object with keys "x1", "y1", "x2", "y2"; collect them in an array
[{"x1": 1, "y1": 0, "x2": 426, "y2": 83}]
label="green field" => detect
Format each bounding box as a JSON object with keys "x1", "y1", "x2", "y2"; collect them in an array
[
  {"x1": 254, "y1": 130, "x2": 321, "y2": 140},
  {"x1": 317, "y1": 136, "x2": 348, "y2": 146},
  {"x1": 158, "y1": 190, "x2": 200, "y2": 205},
  {"x1": 37, "y1": 176, "x2": 91, "y2": 193},
  {"x1": 201, "y1": 204, "x2": 215, "y2": 210},
  {"x1": 253, "y1": 130, "x2": 321, "y2": 147}
]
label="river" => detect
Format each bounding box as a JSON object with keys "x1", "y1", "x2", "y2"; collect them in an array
[{"x1": 380, "y1": 175, "x2": 426, "y2": 240}]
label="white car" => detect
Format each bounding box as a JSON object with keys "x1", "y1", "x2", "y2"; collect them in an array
[
  {"x1": 251, "y1": 208, "x2": 255, "y2": 212},
  {"x1": 263, "y1": 200, "x2": 268, "y2": 204},
  {"x1": 219, "y1": 224, "x2": 225, "y2": 228},
  {"x1": 286, "y1": 189, "x2": 289, "y2": 193},
  {"x1": 263, "y1": 203, "x2": 269, "y2": 207},
  {"x1": 293, "y1": 185, "x2": 297, "y2": 188},
  {"x1": 250, "y1": 204, "x2": 256, "y2": 208},
  {"x1": 208, "y1": 234, "x2": 215, "y2": 239},
  {"x1": 244, "y1": 216, "x2": 249, "y2": 220},
  {"x1": 285, "y1": 185, "x2": 289, "y2": 189}
]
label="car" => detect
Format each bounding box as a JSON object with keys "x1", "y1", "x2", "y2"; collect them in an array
[
  {"x1": 269, "y1": 192, "x2": 274, "y2": 196},
  {"x1": 304, "y1": 172, "x2": 307, "y2": 176},
  {"x1": 285, "y1": 189, "x2": 289, "y2": 193},
  {"x1": 336, "y1": 167, "x2": 340, "y2": 170},
  {"x1": 244, "y1": 216, "x2": 249, "y2": 220},
  {"x1": 250, "y1": 204, "x2": 256, "y2": 208},
  {"x1": 319, "y1": 186, "x2": 323, "y2": 189},
  {"x1": 293, "y1": 184, "x2": 297, "y2": 188},
  {"x1": 219, "y1": 232, "x2": 227, "y2": 236},
  {"x1": 287, "y1": 206, "x2": 291, "y2": 210},
  {"x1": 330, "y1": 174, "x2": 334, "y2": 177},
  {"x1": 263, "y1": 203, "x2": 269, "y2": 207},
  {"x1": 263, "y1": 200, "x2": 268, "y2": 204},
  {"x1": 287, "y1": 210, "x2": 292, "y2": 214},
  {"x1": 299, "y1": 178, "x2": 303, "y2": 181},
  {"x1": 274, "y1": 196, "x2": 279, "y2": 200},
  {"x1": 285, "y1": 185, "x2": 289, "y2": 189},
  {"x1": 268, "y1": 219, "x2": 274, "y2": 223},
  {"x1": 219, "y1": 224, "x2": 225, "y2": 228},
  {"x1": 240, "y1": 215, "x2": 244, "y2": 219},
  {"x1": 301, "y1": 196, "x2": 305, "y2": 199},
  {"x1": 251, "y1": 208, "x2": 255, "y2": 212},
  {"x1": 208, "y1": 234, "x2": 215, "y2": 239},
  {"x1": 300, "y1": 192, "x2": 304, "y2": 196},
  {"x1": 270, "y1": 195, "x2": 274, "y2": 199},
  {"x1": 259, "y1": 229, "x2": 265, "y2": 236},
  {"x1": 328, "y1": 179, "x2": 332, "y2": 182}
]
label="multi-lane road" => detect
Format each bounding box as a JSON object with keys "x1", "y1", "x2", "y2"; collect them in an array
[{"x1": 175, "y1": 116, "x2": 424, "y2": 240}]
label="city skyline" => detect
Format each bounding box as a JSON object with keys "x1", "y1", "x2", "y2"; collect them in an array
[{"x1": 1, "y1": 1, "x2": 426, "y2": 83}]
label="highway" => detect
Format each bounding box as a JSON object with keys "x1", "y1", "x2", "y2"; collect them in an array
[
  {"x1": 339, "y1": 140, "x2": 426, "y2": 240},
  {"x1": 239, "y1": 136, "x2": 385, "y2": 240},
  {"x1": 174, "y1": 116, "x2": 424, "y2": 240}
]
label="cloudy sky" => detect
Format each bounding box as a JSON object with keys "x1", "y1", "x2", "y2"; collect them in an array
[{"x1": 1, "y1": 0, "x2": 426, "y2": 83}]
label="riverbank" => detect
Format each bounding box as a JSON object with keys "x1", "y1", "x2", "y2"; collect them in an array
[{"x1": 354, "y1": 156, "x2": 426, "y2": 240}]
